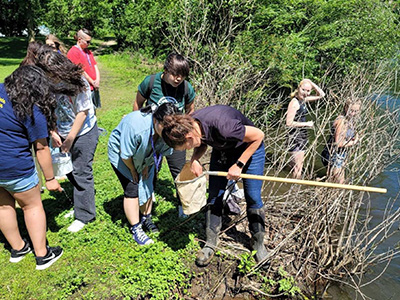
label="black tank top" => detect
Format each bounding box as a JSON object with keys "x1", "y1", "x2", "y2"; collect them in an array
[{"x1": 289, "y1": 99, "x2": 308, "y2": 138}]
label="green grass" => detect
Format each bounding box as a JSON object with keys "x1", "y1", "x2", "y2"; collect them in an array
[{"x1": 0, "y1": 37, "x2": 202, "y2": 299}]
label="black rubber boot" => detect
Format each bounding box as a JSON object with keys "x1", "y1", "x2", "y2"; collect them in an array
[
  {"x1": 248, "y1": 208, "x2": 269, "y2": 263},
  {"x1": 196, "y1": 208, "x2": 222, "y2": 267}
]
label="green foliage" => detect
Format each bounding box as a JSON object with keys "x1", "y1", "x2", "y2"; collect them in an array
[
  {"x1": 245, "y1": 0, "x2": 400, "y2": 87},
  {"x1": 262, "y1": 267, "x2": 302, "y2": 297},
  {"x1": 237, "y1": 250, "x2": 257, "y2": 276},
  {"x1": 44, "y1": 0, "x2": 113, "y2": 37},
  {"x1": 0, "y1": 38, "x2": 198, "y2": 300},
  {"x1": 0, "y1": 0, "x2": 46, "y2": 39},
  {"x1": 110, "y1": 0, "x2": 173, "y2": 55}
]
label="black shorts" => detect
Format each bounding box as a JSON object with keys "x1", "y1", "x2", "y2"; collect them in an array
[
  {"x1": 111, "y1": 164, "x2": 139, "y2": 198},
  {"x1": 288, "y1": 132, "x2": 308, "y2": 152}
]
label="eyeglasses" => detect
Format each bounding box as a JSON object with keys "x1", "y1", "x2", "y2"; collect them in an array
[{"x1": 80, "y1": 38, "x2": 91, "y2": 44}]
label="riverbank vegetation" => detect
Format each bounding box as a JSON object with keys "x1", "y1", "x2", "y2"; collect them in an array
[{"x1": 1, "y1": 0, "x2": 400, "y2": 298}]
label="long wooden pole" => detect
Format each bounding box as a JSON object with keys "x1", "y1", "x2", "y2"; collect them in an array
[{"x1": 206, "y1": 171, "x2": 387, "y2": 194}]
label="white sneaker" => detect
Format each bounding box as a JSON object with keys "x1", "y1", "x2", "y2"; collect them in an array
[
  {"x1": 67, "y1": 220, "x2": 86, "y2": 232},
  {"x1": 64, "y1": 210, "x2": 74, "y2": 218}
]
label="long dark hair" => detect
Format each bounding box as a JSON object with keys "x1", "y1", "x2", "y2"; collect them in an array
[
  {"x1": 20, "y1": 41, "x2": 43, "y2": 66},
  {"x1": 5, "y1": 65, "x2": 58, "y2": 131},
  {"x1": 140, "y1": 102, "x2": 179, "y2": 122},
  {"x1": 35, "y1": 45, "x2": 86, "y2": 95}
]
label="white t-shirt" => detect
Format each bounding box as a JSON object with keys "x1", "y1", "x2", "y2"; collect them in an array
[{"x1": 55, "y1": 79, "x2": 96, "y2": 138}]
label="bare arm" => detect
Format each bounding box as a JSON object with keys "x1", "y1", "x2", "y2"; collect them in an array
[
  {"x1": 61, "y1": 110, "x2": 88, "y2": 153},
  {"x1": 286, "y1": 98, "x2": 313, "y2": 128},
  {"x1": 185, "y1": 101, "x2": 195, "y2": 115},
  {"x1": 82, "y1": 71, "x2": 95, "y2": 87},
  {"x1": 334, "y1": 118, "x2": 358, "y2": 148},
  {"x1": 50, "y1": 130, "x2": 62, "y2": 148},
  {"x1": 133, "y1": 91, "x2": 146, "y2": 111},
  {"x1": 122, "y1": 157, "x2": 139, "y2": 183},
  {"x1": 304, "y1": 80, "x2": 325, "y2": 103},
  {"x1": 227, "y1": 126, "x2": 264, "y2": 180},
  {"x1": 190, "y1": 143, "x2": 208, "y2": 176},
  {"x1": 34, "y1": 138, "x2": 62, "y2": 192},
  {"x1": 92, "y1": 65, "x2": 100, "y2": 89}
]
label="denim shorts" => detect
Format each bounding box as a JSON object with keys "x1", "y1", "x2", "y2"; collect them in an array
[
  {"x1": 0, "y1": 170, "x2": 39, "y2": 193},
  {"x1": 331, "y1": 152, "x2": 346, "y2": 168}
]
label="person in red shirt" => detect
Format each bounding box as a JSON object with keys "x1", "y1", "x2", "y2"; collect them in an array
[{"x1": 67, "y1": 29, "x2": 101, "y2": 109}]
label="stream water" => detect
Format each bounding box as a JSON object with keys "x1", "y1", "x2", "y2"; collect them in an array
[{"x1": 342, "y1": 95, "x2": 400, "y2": 299}]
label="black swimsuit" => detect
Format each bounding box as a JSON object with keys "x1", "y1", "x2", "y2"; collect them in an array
[{"x1": 288, "y1": 99, "x2": 308, "y2": 152}]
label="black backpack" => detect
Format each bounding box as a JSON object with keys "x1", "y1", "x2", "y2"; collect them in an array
[{"x1": 144, "y1": 74, "x2": 189, "y2": 103}]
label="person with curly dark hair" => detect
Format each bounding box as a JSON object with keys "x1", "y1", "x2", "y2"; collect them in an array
[
  {"x1": 0, "y1": 65, "x2": 68, "y2": 270},
  {"x1": 20, "y1": 41, "x2": 43, "y2": 66},
  {"x1": 1, "y1": 44, "x2": 85, "y2": 268}
]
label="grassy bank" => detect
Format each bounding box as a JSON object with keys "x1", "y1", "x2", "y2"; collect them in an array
[{"x1": 0, "y1": 38, "x2": 202, "y2": 299}]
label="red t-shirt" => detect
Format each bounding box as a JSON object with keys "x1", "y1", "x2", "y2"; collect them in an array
[{"x1": 67, "y1": 46, "x2": 97, "y2": 90}]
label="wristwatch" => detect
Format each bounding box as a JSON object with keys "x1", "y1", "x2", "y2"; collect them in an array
[{"x1": 235, "y1": 160, "x2": 245, "y2": 169}]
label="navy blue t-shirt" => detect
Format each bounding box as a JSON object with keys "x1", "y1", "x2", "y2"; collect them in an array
[
  {"x1": 0, "y1": 84, "x2": 49, "y2": 180},
  {"x1": 192, "y1": 105, "x2": 254, "y2": 151}
]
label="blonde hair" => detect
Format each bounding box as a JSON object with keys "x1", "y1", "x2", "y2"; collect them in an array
[
  {"x1": 45, "y1": 34, "x2": 67, "y2": 55},
  {"x1": 290, "y1": 79, "x2": 312, "y2": 98},
  {"x1": 343, "y1": 98, "x2": 362, "y2": 115}
]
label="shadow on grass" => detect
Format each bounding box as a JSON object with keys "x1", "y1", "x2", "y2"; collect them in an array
[
  {"x1": 0, "y1": 58, "x2": 22, "y2": 66},
  {"x1": 0, "y1": 181, "x2": 72, "y2": 252},
  {"x1": 0, "y1": 207, "x2": 27, "y2": 252},
  {"x1": 102, "y1": 176, "x2": 203, "y2": 251},
  {"x1": 46, "y1": 181, "x2": 74, "y2": 232},
  {"x1": 103, "y1": 195, "x2": 127, "y2": 226},
  {"x1": 0, "y1": 37, "x2": 29, "y2": 59},
  {"x1": 155, "y1": 178, "x2": 204, "y2": 250}
]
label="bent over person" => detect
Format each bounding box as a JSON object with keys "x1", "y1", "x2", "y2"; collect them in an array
[
  {"x1": 108, "y1": 102, "x2": 178, "y2": 245},
  {"x1": 162, "y1": 105, "x2": 268, "y2": 266}
]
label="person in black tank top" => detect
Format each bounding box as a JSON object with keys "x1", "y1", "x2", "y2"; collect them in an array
[{"x1": 286, "y1": 79, "x2": 325, "y2": 179}]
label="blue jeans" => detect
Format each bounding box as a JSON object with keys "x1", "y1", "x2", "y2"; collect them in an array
[{"x1": 208, "y1": 143, "x2": 265, "y2": 215}]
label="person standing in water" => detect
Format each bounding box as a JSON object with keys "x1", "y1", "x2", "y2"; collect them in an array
[
  {"x1": 286, "y1": 79, "x2": 325, "y2": 178},
  {"x1": 321, "y1": 99, "x2": 361, "y2": 184}
]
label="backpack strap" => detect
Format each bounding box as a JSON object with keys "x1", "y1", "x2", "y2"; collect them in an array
[
  {"x1": 184, "y1": 80, "x2": 189, "y2": 103},
  {"x1": 145, "y1": 74, "x2": 156, "y2": 99}
]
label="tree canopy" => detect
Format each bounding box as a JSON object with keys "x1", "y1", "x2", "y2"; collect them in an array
[{"x1": 1, "y1": 0, "x2": 399, "y2": 88}]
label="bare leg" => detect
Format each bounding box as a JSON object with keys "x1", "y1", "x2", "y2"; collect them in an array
[
  {"x1": 291, "y1": 151, "x2": 305, "y2": 179},
  {"x1": 329, "y1": 166, "x2": 345, "y2": 184},
  {"x1": 140, "y1": 197, "x2": 153, "y2": 215},
  {"x1": 123, "y1": 197, "x2": 140, "y2": 225},
  {"x1": 0, "y1": 188, "x2": 24, "y2": 251},
  {"x1": 11, "y1": 185, "x2": 47, "y2": 256}
]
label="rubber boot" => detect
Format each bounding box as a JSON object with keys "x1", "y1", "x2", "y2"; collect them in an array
[
  {"x1": 196, "y1": 208, "x2": 222, "y2": 267},
  {"x1": 248, "y1": 208, "x2": 269, "y2": 263}
]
